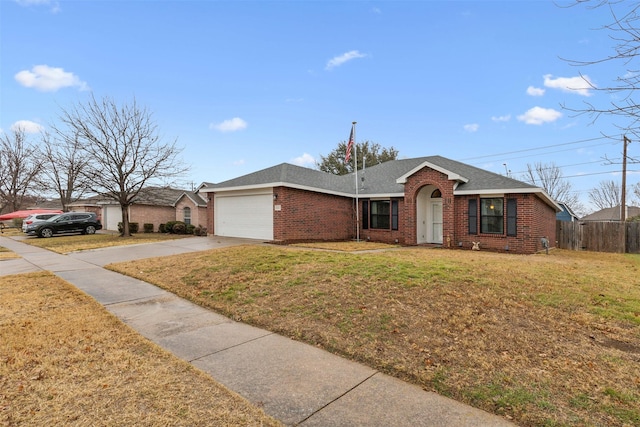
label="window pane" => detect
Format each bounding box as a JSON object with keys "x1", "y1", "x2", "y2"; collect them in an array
[
  {"x1": 370, "y1": 201, "x2": 390, "y2": 229},
  {"x1": 480, "y1": 198, "x2": 503, "y2": 234}
]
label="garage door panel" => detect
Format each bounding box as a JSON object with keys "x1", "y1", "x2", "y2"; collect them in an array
[{"x1": 216, "y1": 194, "x2": 273, "y2": 240}]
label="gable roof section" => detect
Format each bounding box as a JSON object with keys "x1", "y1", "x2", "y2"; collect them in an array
[
  {"x1": 200, "y1": 156, "x2": 560, "y2": 210},
  {"x1": 199, "y1": 163, "x2": 354, "y2": 197},
  {"x1": 581, "y1": 205, "x2": 640, "y2": 221},
  {"x1": 70, "y1": 187, "x2": 206, "y2": 207}
]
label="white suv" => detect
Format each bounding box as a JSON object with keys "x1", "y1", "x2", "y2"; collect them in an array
[{"x1": 22, "y1": 213, "x2": 60, "y2": 232}]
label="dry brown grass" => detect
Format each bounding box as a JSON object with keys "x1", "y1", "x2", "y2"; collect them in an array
[
  {"x1": 289, "y1": 241, "x2": 399, "y2": 252},
  {"x1": 0, "y1": 246, "x2": 19, "y2": 260},
  {"x1": 23, "y1": 232, "x2": 191, "y2": 254},
  {"x1": 0, "y1": 272, "x2": 281, "y2": 427},
  {"x1": 107, "y1": 245, "x2": 640, "y2": 427}
]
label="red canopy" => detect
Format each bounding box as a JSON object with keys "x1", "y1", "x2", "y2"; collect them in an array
[{"x1": 0, "y1": 209, "x2": 63, "y2": 221}]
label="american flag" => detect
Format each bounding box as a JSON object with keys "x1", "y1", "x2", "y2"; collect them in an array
[{"x1": 345, "y1": 125, "x2": 354, "y2": 163}]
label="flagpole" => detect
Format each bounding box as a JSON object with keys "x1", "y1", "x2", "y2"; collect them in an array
[{"x1": 353, "y1": 121, "x2": 359, "y2": 242}]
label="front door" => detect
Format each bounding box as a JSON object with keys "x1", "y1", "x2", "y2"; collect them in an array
[{"x1": 430, "y1": 201, "x2": 443, "y2": 244}]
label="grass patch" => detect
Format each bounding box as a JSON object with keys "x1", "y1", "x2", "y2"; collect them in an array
[
  {"x1": 107, "y1": 246, "x2": 640, "y2": 427},
  {"x1": 289, "y1": 241, "x2": 399, "y2": 251},
  {"x1": 0, "y1": 272, "x2": 280, "y2": 426},
  {"x1": 0, "y1": 246, "x2": 19, "y2": 260},
  {"x1": 22, "y1": 233, "x2": 191, "y2": 254}
]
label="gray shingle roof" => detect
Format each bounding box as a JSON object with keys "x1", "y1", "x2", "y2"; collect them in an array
[
  {"x1": 581, "y1": 205, "x2": 640, "y2": 221},
  {"x1": 201, "y1": 156, "x2": 559, "y2": 210},
  {"x1": 205, "y1": 156, "x2": 541, "y2": 196},
  {"x1": 206, "y1": 163, "x2": 354, "y2": 195}
]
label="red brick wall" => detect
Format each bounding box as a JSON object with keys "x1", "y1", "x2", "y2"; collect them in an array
[
  {"x1": 130, "y1": 205, "x2": 175, "y2": 232},
  {"x1": 175, "y1": 198, "x2": 207, "y2": 228},
  {"x1": 359, "y1": 198, "x2": 406, "y2": 244},
  {"x1": 453, "y1": 193, "x2": 557, "y2": 254},
  {"x1": 206, "y1": 193, "x2": 215, "y2": 235},
  {"x1": 403, "y1": 167, "x2": 457, "y2": 246},
  {"x1": 273, "y1": 186, "x2": 353, "y2": 242}
]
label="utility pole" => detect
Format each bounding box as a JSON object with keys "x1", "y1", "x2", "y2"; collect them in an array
[
  {"x1": 621, "y1": 135, "x2": 629, "y2": 222},
  {"x1": 620, "y1": 135, "x2": 630, "y2": 253}
]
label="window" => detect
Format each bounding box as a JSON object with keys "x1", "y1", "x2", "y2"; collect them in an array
[
  {"x1": 480, "y1": 198, "x2": 503, "y2": 234},
  {"x1": 183, "y1": 207, "x2": 191, "y2": 225},
  {"x1": 362, "y1": 200, "x2": 398, "y2": 230},
  {"x1": 371, "y1": 201, "x2": 390, "y2": 229}
]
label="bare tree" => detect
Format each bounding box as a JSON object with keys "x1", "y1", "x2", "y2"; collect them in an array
[
  {"x1": 521, "y1": 162, "x2": 585, "y2": 215},
  {"x1": 58, "y1": 95, "x2": 188, "y2": 236},
  {"x1": 631, "y1": 181, "x2": 640, "y2": 205},
  {"x1": 0, "y1": 128, "x2": 45, "y2": 212},
  {"x1": 41, "y1": 130, "x2": 92, "y2": 211},
  {"x1": 588, "y1": 179, "x2": 621, "y2": 210},
  {"x1": 562, "y1": 1, "x2": 640, "y2": 151}
]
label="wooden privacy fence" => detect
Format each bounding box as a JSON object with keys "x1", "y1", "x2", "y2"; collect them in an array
[{"x1": 556, "y1": 220, "x2": 640, "y2": 253}]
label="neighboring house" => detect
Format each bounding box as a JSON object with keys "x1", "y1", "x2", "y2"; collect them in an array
[
  {"x1": 200, "y1": 156, "x2": 560, "y2": 254},
  {"x1": 556, "y1": 202, "x2": 580, "y2": 222},
  {"x1": 70, "y1": 187, "x2": 207, "y2": 232},
  {"x1": 581, "y1": 205, "x2": 640, "y2": 222}
]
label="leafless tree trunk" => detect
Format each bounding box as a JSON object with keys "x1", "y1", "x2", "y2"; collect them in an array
[
  {"x1": 588, "y1": 179, "x2": 621, "y2": 210},
  {"x1": 58, "y1": 95, "x2": 188, "y2": 236},
  {"x1": 0, "y1": 128, "x2": 44, "y2": 212},
  {"x1": 41, "y1": 131, "x2": 92, "y2": 211}
]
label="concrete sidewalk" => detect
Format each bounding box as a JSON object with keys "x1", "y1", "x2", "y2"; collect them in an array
[{"x1": 0, "y1": 235, "x2": 515, "y2": 426}]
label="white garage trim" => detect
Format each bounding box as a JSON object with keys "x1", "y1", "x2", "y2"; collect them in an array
[{"x1": 215, "y1": 189, "x2": 273, "y2": 240}]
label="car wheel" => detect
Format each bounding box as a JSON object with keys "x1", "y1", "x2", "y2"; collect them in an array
[
  {"x1": 85, "y1": 225, "x2": 96, "y2": 235},
  {"x1": 39, "y1": 228, "x2": 54, "y2": 238}
]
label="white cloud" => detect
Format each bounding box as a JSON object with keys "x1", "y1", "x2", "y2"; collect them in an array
[
  {"x1": 543, "y1": 74, "x2": 594, "y2": 96},
  {"x1": 491, "y1": 114, "x2": 511, "y2": 122},
  {"x1": 527, "y1": 86, "x2": 545, "y2": 96},
  {"x1": 210, "y1": 117, "x2": 248, "y2": 132},
  {"x1": 15, "y1": 65, "x2": 87, "y2": 92},
  {"x1": 325, "y1": 50, "x2": 367, "y2": 70},
  {"x1": 291, "y1": 153, "x2": 315, "y2": 167},
  {"x1": 15, "y1": 0, "x2": 60, "y2": 11},
  {"x1": 11, "y1": 120, "x2": 44, "y2": 133},
  {"x1": 463, "y1": 123, "x2": 479, "y2": 132},
  {"x1": 233, "y1": 159, "x2": 245, "y2": 166},
  {"x1": 517, "y1": 106, "x2": 562, "y2": 125}
]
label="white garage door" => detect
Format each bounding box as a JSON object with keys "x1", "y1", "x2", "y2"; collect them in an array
[
  {"x1": 103, "y1": 205, "x2": 122, "y2": 231},
  {"x1": 215, "y1": 192, "x2": 273, "y2": 240}
]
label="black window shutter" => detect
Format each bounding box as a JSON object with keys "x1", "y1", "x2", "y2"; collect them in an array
[
  {"x1": 468, "y1": 199, "x2": 477, "y2": 235},
  {"x1": 391, "y1": 200, "x2": 399, "y2": 230},
  {"x1": 362, "y1": 200, "x2": 369, "y2": 229},
  {"x1": 507, "y1": 198, "x2": 517, "y2": 236}
]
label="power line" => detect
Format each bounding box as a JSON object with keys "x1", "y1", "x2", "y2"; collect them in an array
[{"x1": 460, "y1": 135, "x2": 618, "y2": 162}]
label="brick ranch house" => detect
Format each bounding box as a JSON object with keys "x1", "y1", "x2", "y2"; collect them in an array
[
  {"x1": 200, "y1": 156, "x2": 560, "y2": 254},
  {"x1": 70, "y1": 187, "x2": 207, "y2": 232}
]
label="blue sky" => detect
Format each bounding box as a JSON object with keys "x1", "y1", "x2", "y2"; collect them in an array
[{"x1": 1, "y1": 0, "x2": 638, "y2": 213}]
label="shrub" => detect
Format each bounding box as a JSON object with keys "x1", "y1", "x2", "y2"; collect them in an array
[
  {"x1": 186, "y1": 224, "x2": 195, "y2": 235},
  {"x1": 164, "y1": 221, "x2": 179, "y2": 233},
  {"x1": 158, "y1": 223, "x2": 166, "y2": 233},
  {"x1": 117, "y1": 222, "x2": 139, "y2": 234},
  {"x1": 171, "y1": 221, "x2": 187, "y2": 234},
  {"x1": 194, "y1": 225, "x2": 208, "y2": 236},
  {"x1": 143, "y1": 223, "x2": 154, "y2": 233}
]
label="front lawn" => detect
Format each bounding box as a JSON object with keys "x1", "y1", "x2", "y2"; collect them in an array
[
  {"x1": 0, "y1": 272, "x2": 280, "y2": 426},
  {"x1": 107, "y1": 246, "x2": 640, "y2": 427},
  {"x1": 23, "y1": 232, "x2": 191, "y2": 254}
]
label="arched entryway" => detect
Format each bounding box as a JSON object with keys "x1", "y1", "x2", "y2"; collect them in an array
[{"x1": 416, "y1": 185, "x2": 443, "y2": 244}]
